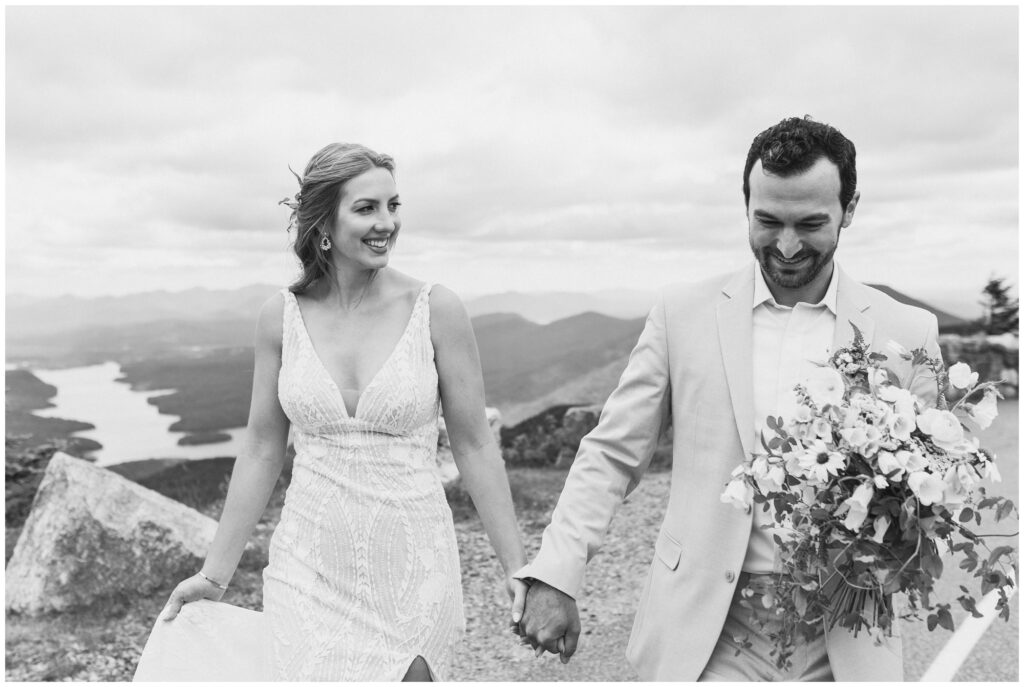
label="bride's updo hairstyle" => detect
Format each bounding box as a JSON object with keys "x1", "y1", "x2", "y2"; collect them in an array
[{"x1": 282, "y1": 143, "x2": 396, "y2": 294}]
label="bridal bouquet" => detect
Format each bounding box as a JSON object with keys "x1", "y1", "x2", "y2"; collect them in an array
[{"x1": 720, "y1": 325, "x2": 1017, "y2": 669}]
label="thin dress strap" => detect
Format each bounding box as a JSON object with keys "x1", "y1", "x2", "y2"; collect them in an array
[{"x1": 279, "y1": 288, "x2": 299, "y2": 361}]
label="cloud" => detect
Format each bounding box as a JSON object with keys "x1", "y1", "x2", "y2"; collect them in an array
[{"x1": 5, "y1": 6, "x2": 1017, "y2": 300}]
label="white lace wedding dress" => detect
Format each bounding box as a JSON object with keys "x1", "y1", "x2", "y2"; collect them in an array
[{"x1": 135, "y1": 283, "x2": 465, "y2": 682}]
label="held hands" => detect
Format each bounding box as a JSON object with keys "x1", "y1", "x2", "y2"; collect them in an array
[
  {"x1": 160, "y1": 572, "x2": 228, "y2": 621},
  {"x1": 510, "y1": 578, "x2": 581, "y2": 664}
]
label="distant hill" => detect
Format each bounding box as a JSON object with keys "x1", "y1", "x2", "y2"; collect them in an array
[
  {"x1": 471, "y1": 311, "x2": 644, "y2": 411},
  {"x1": 6, "y1": 318, "x2": 257, "y2": 367},
  {"x1": 466, "y1": 290, "x2": 653, "y2": 324},
  {"x1": 6, "y1": 284, "x2": 279, "y2": 339},
  {"x1": 498, "y1": 357, "x2": 629, "y2": 426},
  {"x1": 865, "y1": 284, "x2": 974, "y2": 332}
]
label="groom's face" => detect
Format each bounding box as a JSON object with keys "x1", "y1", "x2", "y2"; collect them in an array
[{"x1": 747, "y1": 157, "x2": 858, "y2": 297}]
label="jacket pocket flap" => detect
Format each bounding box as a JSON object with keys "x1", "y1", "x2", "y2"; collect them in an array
[{"x1": 654, "y1": 531, "x2": 682, "y2": 570}]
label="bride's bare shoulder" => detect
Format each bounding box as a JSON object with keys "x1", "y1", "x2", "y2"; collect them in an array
[{"x1": 255, "y1": 290, "x2": 287, "y2": 351}]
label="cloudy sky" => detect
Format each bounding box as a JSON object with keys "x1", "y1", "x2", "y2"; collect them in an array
[{"x1": 6, "y1": 5, "x2": 1018, "y2": 316}]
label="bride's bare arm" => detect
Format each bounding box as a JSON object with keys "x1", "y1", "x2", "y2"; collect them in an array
[
  {"x1": 163, "y1": 293, "x2": 291, "y2": 619},
  {"x1": 429, "y1": 285, "x2": 528, "y2": 584}
]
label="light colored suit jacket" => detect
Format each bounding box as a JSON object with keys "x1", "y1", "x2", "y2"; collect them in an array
[{"x1": 516, "y1": 264, "x2": 941, "y2": 681}]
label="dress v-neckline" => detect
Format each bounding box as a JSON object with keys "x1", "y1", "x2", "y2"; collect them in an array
[{"x1": 289, "y1": 285, "x2": 427, "y2": 419}]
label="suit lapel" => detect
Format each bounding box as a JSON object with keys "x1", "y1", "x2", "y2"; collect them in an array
[
  {"x1": 832, "y1": 266, "x2": 875, "y2": 353},
  {"x1": 717, "y1": 267, "x2": 755, "y2": 459}
]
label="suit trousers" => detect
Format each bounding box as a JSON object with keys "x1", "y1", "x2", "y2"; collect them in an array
[{"x1": 698, "y1": 573, "x2": 834, "y2": 682}]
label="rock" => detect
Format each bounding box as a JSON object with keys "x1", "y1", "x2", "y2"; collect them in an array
[
  {"x1": 437, "y1": 407, "x2": 502, "y2": 487},
  {"x1": 5, "y1": 452, "x2": 221, "y2": 616},
  {"x1": 564, "y1": 403, "x2": 604, "y2": 421}
]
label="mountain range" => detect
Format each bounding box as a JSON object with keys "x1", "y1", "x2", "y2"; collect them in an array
[
  {"x1": 6, "y1": 281, "x2": 976, "y2": 429},
  {"x1": 6, "y1": 280, "x2": 974, "y2": 341}
]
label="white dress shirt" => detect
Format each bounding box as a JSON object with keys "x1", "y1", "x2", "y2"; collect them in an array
[{"x1": 742, "y1": 261, "x2": 839, "y2": 574}]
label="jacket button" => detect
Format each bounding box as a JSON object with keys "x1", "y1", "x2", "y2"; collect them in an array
[{"x1": 725, "y1": 571, "x2": 736, "y2": 583}]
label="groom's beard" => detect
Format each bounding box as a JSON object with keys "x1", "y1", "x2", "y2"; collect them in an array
[{"x1": 752, "y1": 242, "x2": 837, "y2": 290}]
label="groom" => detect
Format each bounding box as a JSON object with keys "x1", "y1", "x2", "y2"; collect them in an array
[{"x1": 513, "y1": 116, "x2": 942, "y2": 681}]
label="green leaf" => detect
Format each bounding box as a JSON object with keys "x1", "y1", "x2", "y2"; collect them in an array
[
  {"x1": 988, "y1": 546, "x2": 1014, "y2": 567},
  {"x1": 937, "y1": 608, "x2": 955, "y2": 632},
  {"x1": 921, "y1": 550, "x2": 944, "y2": 579},
  {"x1": 926, "y1": 614, "x2": 939, "y2": 631},
  {"x1": 958, "y1": 596, "x2": 984, "y2": 619},
  {"x1": 996, "y1": 500, "x2": 1016, "y2": 522},
  {"x1": 959, "y1": 508, "x2": 975, "y2": 523},
  {"x1": 959, "y1": 558, "x2": 978, "y2": 572},
  {"x1": 794, "y1": 588, "x2": 809, "y2": 617}
]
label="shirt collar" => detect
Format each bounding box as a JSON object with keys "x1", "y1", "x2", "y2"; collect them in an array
[{"x1": 752, "y1": 260, "x2": 839, "y2": 314}]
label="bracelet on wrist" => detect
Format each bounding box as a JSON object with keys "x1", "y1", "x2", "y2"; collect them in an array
[{"x1": 198, "y1": 570, "x2": 229, "y2": 590}]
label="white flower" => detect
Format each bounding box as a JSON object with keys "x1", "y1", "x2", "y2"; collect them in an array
[
  {"x1": 967, "y1": 390, "x2": 999, "y2": 430},
  {"x1": 792, "y1": 404, "x2": 814, "y2": 424},
  {"x1": 805, "y1": 366, "x2": 846, "y2": 407},
  {"x1": 721, "y1": 478, "x2": 753, "y2": 510},
  {"x1": 750, "y1": 456, "x2": 786, "y2": 493},
  {"x1": 984, "y1": 459, "x2": 1002, "y2": 483},
  {"x1": 761, "y1": 465, "x2": 786, "y2": 493},
  {"x1": 917, "y1": 408, "x2": 965, "y2": 451},
  {"x1": 879, "y1": 385, "x2": 917, "y2": 416},
  {"x1": 877, "y1": 451, "x2": 907, "y2": 482},
  {"x1": 811, "y1": 417, "x2": 833, "y2": 440},
  {"x1": 948, "y1": 362, "x2": 979, "y2": 390},
  {"x1": 872, "y1": 514, "x2": 892, "y2": 544},
  {"x1": 840, "y1": 425, "x2": 870, "y2": 450},
  {"x1": 887, "y1": 410, "x2": 916, "y2": 442},
  {"x1": 873, "y1": 474, "x2": 889, "y2": 489},
  {"x1": 840, "y1": 482, "x2": 874, "y2": 531},
  {"x1": 907, "y1": 471, "x2": 945, "y2": 506},
  {"x1": 904, "y1": 448, "x2": 929, "y2": 473},
  {"x1": 943, "y1": 464, "x2": 978, "y2": 505},
  {"x1": 862, "y1": 424, "x2": 883, "y2": 457},
  {"x1": 796, "y1": 439, "x2": 846, "y2": 483}
]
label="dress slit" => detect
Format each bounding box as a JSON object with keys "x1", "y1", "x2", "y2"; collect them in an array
[{"x1": 398, "y1": 654, "x2": 436, "y2": 682}]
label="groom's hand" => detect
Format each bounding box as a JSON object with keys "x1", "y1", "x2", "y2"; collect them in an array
[{"x1": 519, "y1": 578, "x2": 581, "y2": 664}]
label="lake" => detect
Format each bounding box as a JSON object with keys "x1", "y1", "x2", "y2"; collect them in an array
[{"x1": 30, "y1": 361, "x2": 246, "y2": 466}]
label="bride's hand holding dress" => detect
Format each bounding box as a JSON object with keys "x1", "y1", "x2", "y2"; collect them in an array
[{"x1": 160, "y1": 572, "x2": 226, "y2": 621}]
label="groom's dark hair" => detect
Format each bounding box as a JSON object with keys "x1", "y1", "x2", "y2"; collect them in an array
[{"x1": 743, "y1": 115, "x2": 857, "y2": 212}]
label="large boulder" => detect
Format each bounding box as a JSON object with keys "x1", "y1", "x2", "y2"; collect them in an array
[
  {"x1": 437, "y1": 407, "x2": 502, "y2": 487},
  {"x1": 5, "y1": 452, "x2": 220, "y2": 616}
]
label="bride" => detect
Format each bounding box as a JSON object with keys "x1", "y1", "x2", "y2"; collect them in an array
[{"x1": 156, "y1": 143, "x2": 527, "y2": 681}]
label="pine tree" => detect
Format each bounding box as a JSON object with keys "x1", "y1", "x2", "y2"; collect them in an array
[{"x1": 980, "y1": 276, "x2": 1019, "y2": 335}]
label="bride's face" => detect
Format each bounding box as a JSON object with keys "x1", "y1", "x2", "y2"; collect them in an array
[{"x1": 328, "y1": 167, "x2": 401, "y2": 270}]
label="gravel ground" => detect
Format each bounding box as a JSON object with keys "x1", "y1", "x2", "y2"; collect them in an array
[{"x1": 449, "y1": 468, "x2": 668, "y2": 681}]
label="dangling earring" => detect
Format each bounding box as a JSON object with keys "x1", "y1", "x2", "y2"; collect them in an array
[{"x1": 319, "y1": 234, "x2": 332, "y2": 251}]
